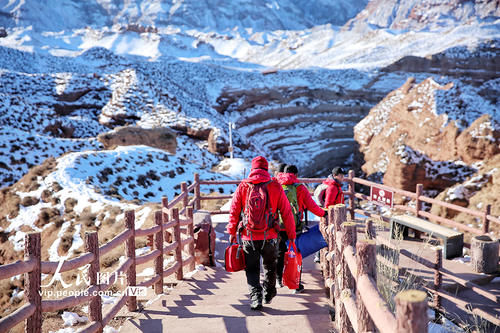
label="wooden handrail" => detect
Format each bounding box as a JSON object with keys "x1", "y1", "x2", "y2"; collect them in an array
[
  {"x1": 0, "y1": 259, "x2": 36, "y2": 280},
  {"x1": 487, "y1": 214, "x2": 500, "y2": 225},
  {"x1": 41, "y1": 253, "x2": 95, "y2": 274},
  {"x1": 200, "y1": 180, "x2": 241, "y2": 185},
  {"x1": 418, "y1": 211, "x2": 483, "y2": 235},
  {"x1": 99, "y1": 229, "x2": 133, "y2": 257},
  {"x1": 42, "y1": 285, "x2": 100, "y2": 312},
  {"x1": 187, "y1": 182, "x2": 197, "y2": 192},
  {"x1": 419, "y1": 195, "x2": 484, "y2": 217},
  {"x1": 137, "y1": 274, "x2": 162, "y2": 288},
  {"x1": 353, "y1": 177, "x2": 417, "y2": 198},
  {"x1": 357, "y1": 274, "x2": 397, "y2": 333},
  {"x1": 135, "y1": 224, "x2": 161, "y2": 237},
  {"x1": 102, "y1": 295, "x2": 128, "y2": 326},
  {"x1": 0, "y1": 303, "x2": 35, "y2": 332},
  {"x1": 163, "y1": 262, "x2": 181, "y2": 278},
  {"x1": 167, "y1": 191, "x2": 187, "y2": 209},
  {"x1": 135, "y1": 249, "x2": 161, "y2": 266},
  {"x1": 200, "y1": 195, "x2": 233, "y2": 201},
  {"x1": 100, "y1": 258, "x2": 133, "y2": 292}
]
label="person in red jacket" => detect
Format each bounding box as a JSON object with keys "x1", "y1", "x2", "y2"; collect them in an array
[
  {"x1": 227, "y1": 156, "x2": 296, "y2": 310},
  {"x1": 313, "y1": 167, "x2": 345, "y2": 263},
  {"x1": 276, "y1": 164, "x2": 326, "y2": 292},
  {"x1": 323, "y1": 166, "x2": 345, "y2": 207}
]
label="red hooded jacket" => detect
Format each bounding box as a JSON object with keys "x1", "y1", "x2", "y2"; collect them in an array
[
  {"x1": 227, "y1": 169, "x2": 296, "y2": 241},
  {"x1": 323, "y1": 176, "x2": 345, "y2": 208},
  {"x1": 276, "y1": 173, "x2": 326, "y2": 219}
]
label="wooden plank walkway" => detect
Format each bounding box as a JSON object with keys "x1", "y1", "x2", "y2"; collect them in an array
[{"x1": 121, "y1": 220, "x2": 333, "y2": 333}]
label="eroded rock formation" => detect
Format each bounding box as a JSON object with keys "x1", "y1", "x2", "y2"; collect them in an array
[
  {"x1": 215, "y1": 85, "x2": 383, "y2": 176},
  {"x1": 354, "y1": 76, "x2": 499, "y2": 194},
  {"x1": 97, "y1": 126, "x2": 177, "y2": 153}
]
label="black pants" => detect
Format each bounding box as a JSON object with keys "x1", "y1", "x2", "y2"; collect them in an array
[
  {"x1": 277, "y1": 231, "x2": 302, "y2": 286},
  {"x1": 242, "y1": 238, "x2": 277, "y2": 300}
]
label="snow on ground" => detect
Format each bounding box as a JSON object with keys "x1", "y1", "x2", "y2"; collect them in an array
[
  {"x1": 7, "y1": 145, "x2": 236, "y2": 253},
  {"x1": 61, "y1": 311, "x2": 88, "y2": 326}
]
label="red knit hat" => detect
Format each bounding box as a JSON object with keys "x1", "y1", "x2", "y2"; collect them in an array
[{"x1": 251, "y1": 156, "x2": 268, "y2": 170}]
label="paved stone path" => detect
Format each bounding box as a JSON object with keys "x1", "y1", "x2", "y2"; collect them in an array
[{"x1": 121, "y1": 220, "x2": 333, "y2": 333}]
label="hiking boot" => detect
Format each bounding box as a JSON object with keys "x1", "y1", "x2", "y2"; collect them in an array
[
  {"x1": 276, "y1": 279, "x2": 283, "y2": 288},
  {"x1": 264, "y1": 289, "x2": 277, "y2": 304},
  {"x1": 250, "y1": 298, "x2": 263, "y2": 310},
  {"x1": 293, "y1": 284, "x2": 305, "y2": 294}
]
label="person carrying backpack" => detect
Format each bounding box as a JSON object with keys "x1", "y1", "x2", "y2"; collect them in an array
[
  {"x1": 313, "y1": 166, "x2": 345, "y2": 262},
  {"x1": 276, "y1": 164, "x2": 326, "y2": 293},
  {"x1": 227, "y1": 156, "x2": 296, "y2": 310}
]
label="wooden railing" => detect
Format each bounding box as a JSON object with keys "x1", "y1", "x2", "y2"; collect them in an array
[
  {"x1": 322, "y1": 204, "x2": 429, "y2": 333},
  {"x1": 376, "y1": 236, "x2": 500, "y2": 328},
  {"x1": 346, "y1": 171, "x2": 498, "y2": 237},
  {"x1": 0, "y1": 194, "x2": 196, "y2": 333},
  {"x1": 302, "y1": 172, "x2": 498, "y2": 241}
]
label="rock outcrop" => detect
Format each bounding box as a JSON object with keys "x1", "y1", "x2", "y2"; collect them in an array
[
  {"x1": 381, "y1": 40, "x2": 500, "y2": 83},
  {"x1": 97, "y1": 126, "x2": 177, "y2": 153},
  {"x1": 354, "y1": 76, "x2": 499, "y2": 194},
  {"x1": 345, "y1": 0, "x2": 500, "y2": 32},
  {"x1": 430, "y1": 154, "x2": 500, "y2": 233}
]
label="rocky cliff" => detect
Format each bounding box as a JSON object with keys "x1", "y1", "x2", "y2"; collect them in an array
[
  {"x1": 431, "y1": 154, "x2": 500, "y2": 234},
  {"x1": 354, "y1": 75, "x2": 499, "y2": 195},
  {"x1": 345, "y1": 0, "x2": 500, "y2": 32}
]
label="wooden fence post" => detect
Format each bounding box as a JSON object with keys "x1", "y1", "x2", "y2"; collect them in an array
[
  {"x1": 171, "y1": 208, "x2": 184, "y2": 280},
  {"x1": 327, "y1": 206, "x2": 336, "y2": 310},
  {"x1": 365, "y1": 219, "x2": 375, "y2": 240},
  {"x1": 321, "y1": 208, "x2": 331, "y2": 291},
  {"x1": 154, "y1": 211, "x2": 164, "y2": 295},
  {"x1": 339, "y1": 222, "x2": 356, "y2": 333},
  {"x1": 414, "y1": 184, "x2": 424, "y2": 239},
  {"x1": 25, "y1": 233, "x2": 41, "y2": 333},
  {"x1": 348, "y1": 170, "x2": 355, "y2": 220},
  {"x1": 471, "y1": 235, "x2": 499, "y2": 274},
  {"x1": 433, "y1": 248, "x2": 442, "y2": 320},
  {"x1": 186, "y1": 206, "x2": 196, "y2": 272},
  {"x1": 125, "y1": 210, "x2": 137, "y2": 311},
  {"x1": 395, "y1": 290, "x2": 428, "y2": 333},
  {"x1": 482, "y1": 204, "x2": 491, "y2": 234},
  {"x1": 162, "y1": 197, "x2": 171, "y2": 243},
  {"x1": 357, "y1": 239, "x2": 376, "y2": 332},
  {"x1": 333, "y1": 204, "x2": 346, "y2": 326},
  {"x1": 85, "y1": 232, "x2": 102, "y2": 332},
  {"x1": 194, "y1": 173, "x2": 201, "y2": 210},
  {"x1": 181, "y1": 182, "x2": 189, "y2": 211},
  {"x1": 415, "y1": 184, "x2": 423, "y2": 217}
]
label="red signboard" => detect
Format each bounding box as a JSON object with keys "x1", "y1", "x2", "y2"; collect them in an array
[{"x1": 370, "y1": 185, "x2": 394, "y2": 208}]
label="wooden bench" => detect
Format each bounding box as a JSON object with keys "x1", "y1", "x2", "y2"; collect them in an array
[{"x1": 390, "y1": 214, "x2": 463, "y2": 259}]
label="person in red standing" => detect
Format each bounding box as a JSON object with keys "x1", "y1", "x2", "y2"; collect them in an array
[
  {"x1": 323, "y1": 166, "x2": 345, "y2": 207},
  {"x1": 227, "y1": 156, "x2": 296, "y2": 310},
  {"x1": 275, "y1": 164, "x2": 326, "y2": 292},
  {"x1": 313, "y1": 167, "x2": 345, "y2": 263}
]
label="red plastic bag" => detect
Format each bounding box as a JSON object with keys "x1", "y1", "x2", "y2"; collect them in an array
[
  {"x1": 225, "y1": 243, "x2": 246, "y2": 272},
  {"x1": 282, "y1": 241, "x2": 302, "y2": 289}
]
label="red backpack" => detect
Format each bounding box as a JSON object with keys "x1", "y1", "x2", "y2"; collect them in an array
[{"x1": 242, "y1": 181, "x2": 277, "y2": 238}]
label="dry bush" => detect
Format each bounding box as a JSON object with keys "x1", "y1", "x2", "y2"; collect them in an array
[{"x1": 64, "y1": 197, "x2": 78, "y2": 213}]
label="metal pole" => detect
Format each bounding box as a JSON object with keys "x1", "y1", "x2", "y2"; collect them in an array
[{"x1": 228, "y1": 121, "x2": 234, "y2": 159}]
